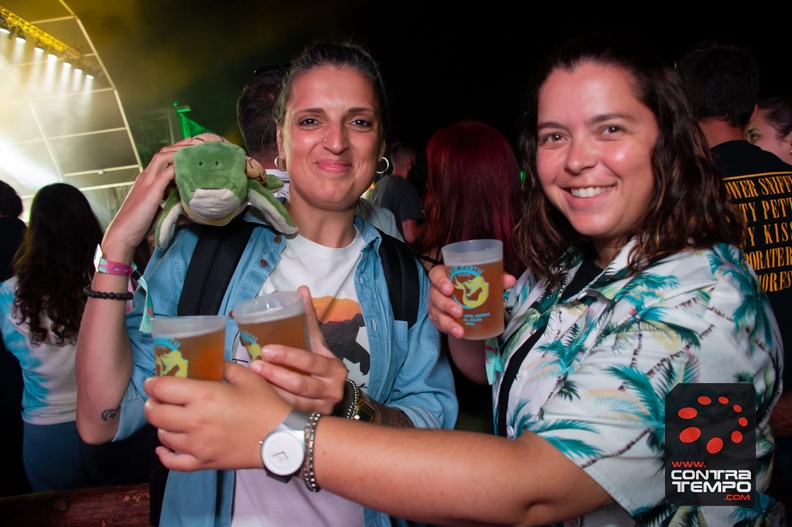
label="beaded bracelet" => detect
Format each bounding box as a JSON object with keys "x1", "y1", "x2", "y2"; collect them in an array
[
  {"x1": 302, "y1": 412, "x2": 322, "y2": 492},
  {"x1": 344, "y1": 379, "x2": 360, "y2": 419},
  {"x1": 83, "y1": 285, "x2": 134, "y2": 301},
  {"x1": 334, "y1": 378, "x2": 360, "y2": 419}
]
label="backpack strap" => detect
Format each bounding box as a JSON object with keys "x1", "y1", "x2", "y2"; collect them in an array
[
  {"x1": 149, "y1": 213, "x2": 254, "y2": 527},
  {"x1": 376, "y1": 228, "x2": 420, "y2": 329},
  {"x1": 178, "y1": 213, "x2": 255, "y2": 316}
]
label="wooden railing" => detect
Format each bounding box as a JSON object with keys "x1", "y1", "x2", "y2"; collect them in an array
[{"x1": 0, "y1": 483, "x2": 151, "y2": 526}]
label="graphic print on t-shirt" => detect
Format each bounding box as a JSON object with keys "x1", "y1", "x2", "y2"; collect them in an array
[
  {"x1": 255, "y1": 230, "x2": 371, "y2": 391},
  {"x1": 313, "y1": 296, "x2": 369, "y2": 381}
]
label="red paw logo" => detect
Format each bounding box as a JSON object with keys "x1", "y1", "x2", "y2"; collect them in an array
[{"x1": 677, "y1": 394, "x2": 749, "y2": 454}]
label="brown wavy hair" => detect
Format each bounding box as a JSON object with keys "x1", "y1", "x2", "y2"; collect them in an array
[
  {"x1": 12, "y1": 183, "x2": 103, "y2": 346},
  {"x1": 514, "y1": 33, "x2": 744, "y2": 283}
]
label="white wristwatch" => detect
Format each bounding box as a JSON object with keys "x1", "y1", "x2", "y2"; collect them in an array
[{"x1": 260, "y1": 409, "x2": 310, "y2": 482}]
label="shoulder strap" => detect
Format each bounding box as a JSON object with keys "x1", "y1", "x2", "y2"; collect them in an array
[
  {"x1": 150, "y1": 213, "x2": 253, "y2": 527},
  {"x1": 178, "y1": 213, "x2": 255, "y2": 316},
  {"x1": 376, "y1": 228, "x2": 420, "y2": 328}
]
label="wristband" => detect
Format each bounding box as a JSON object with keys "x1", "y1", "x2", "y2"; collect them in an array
[
  {"x1": 92, "y1": 245, "x2": 154, "y2": 334},
  {"x1": 94, "y1": 245, "x2": 135, "y2": 276},
  {"x1": 97, "y1": 258, "x2": 135, "y2": 276}
]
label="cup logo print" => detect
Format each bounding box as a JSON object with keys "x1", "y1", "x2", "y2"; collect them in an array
[
  {"x1": 154, "y1": 337, "x2": 189, "y2": 378},
  {"x1": 665, "y1": 383, "x2": 755, "y2": 506},
  {"x1": 449, "y1": 265, "x2": 490, "y2": 309},
  {"x1": 239, "y1": 330, "x2": 263, "y2": 361}
]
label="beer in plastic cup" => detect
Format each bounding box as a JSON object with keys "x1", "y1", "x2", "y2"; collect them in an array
[
  {"x1": 233, "y1": 291, "x2": 310, "y2": 364},
  {"x1": 151, "y1": 315, "x2": 226, "y2": 381},
  {"x1": 441, "y1": 239, "x2": 504, "y2": 340}
]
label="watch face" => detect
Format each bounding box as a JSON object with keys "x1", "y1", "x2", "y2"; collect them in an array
[
  {"x1": 355, "y1": 399, "x2": 376, "y2": 423},
  {"x1": 262, "y1": 430, "x2": 305, "y2": 476}
]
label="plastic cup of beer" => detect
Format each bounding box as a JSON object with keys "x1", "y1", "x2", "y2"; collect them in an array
[
  {"x1": 151, "y1": 315, "x2": 226, "y2": 381},
  {"x1": 233, "y1": 291, "x2": 310, "y2": 364},
  {"x1": 441, "y1": 239, "x2": 504, "y2": 340}
]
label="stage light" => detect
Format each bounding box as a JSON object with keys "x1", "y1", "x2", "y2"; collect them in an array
[
  {"x1": 12, "y1": 27, "x2": 25, "y2": 43},
  {"x1": 85, "y1": 65, "x2": 103, "y2": 79}
]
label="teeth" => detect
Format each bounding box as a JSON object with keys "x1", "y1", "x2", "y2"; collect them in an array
[{"x1": 570, "y1": 186, "x2": 609, "y2": 198}]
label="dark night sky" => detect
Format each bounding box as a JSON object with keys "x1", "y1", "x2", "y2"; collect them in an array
[{"x1": 39, "y1": 3, "x2": 792, "y2": 151}]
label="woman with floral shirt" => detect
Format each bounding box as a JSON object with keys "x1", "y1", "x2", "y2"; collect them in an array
[{"x1": 142, "y1": 33, "x2": 785, "y2": 525}]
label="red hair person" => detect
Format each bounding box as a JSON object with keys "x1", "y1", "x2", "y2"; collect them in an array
[{"x1": 414, "y1": 119, "x2": 524, "y2": 276}]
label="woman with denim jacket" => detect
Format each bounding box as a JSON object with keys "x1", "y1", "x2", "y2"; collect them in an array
[{"x1": 75, "y1": 40, "x2": 456, "y2": 527}]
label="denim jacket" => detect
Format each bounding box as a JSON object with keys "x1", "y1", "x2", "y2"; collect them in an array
[{"x1": 116, "y1": 210, "x2": 458, "y2": 527}]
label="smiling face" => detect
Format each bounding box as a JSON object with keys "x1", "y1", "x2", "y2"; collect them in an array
[
  {"x1": 536, "y1": 61, "x2": 659, "y2": 265},
  {"x1": 278, "y1": 65, "x2": 385, "y2": 214},
  {"x1": 745, "y1": 109, "x2": 792, "y2": 165}
]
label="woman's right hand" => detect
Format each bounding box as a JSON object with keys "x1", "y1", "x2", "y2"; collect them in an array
[
  {"x1": 427, "y1": 264, "x2": 466, "y2": 339},
  {"x1": 428, "y1": 264, "x2": 518, "y2": 339},
  {"x1": 100, "y1": 137, "x2": 195, "y2": 261}
]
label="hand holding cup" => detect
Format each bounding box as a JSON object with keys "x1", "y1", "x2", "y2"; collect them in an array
[{"x1": 441, "y1": 239, "x2": 505, "y2": 340}]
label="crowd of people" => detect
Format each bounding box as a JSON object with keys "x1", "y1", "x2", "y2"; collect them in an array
[{"x1": 1, "y1": 29, "x2": 791, "y2": 527}]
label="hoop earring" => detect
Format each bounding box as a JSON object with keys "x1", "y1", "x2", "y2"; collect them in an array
[
  {"x1": 376, "y1": 157, "x2": 390, "y2": 175},
  {"x1": 274, "y1": 156, "x2": 287, "y2": 171}
]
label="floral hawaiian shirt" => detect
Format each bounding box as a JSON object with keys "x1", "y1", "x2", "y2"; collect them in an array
[{"x1": 493, "y1": 241, "x2": 785, "y2": 526}]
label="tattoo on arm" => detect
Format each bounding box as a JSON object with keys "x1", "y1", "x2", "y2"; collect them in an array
[
  {"x1": 369, "y1": 396, "x2": 415, "y2": 428},
  {"x1": 101, "y1": 407, "x2": 120, "y2": 422}
]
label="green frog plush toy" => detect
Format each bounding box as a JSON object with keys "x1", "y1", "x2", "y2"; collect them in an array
[{"x1": 153, "y1": 133, "x2": 296, "y2": 249}]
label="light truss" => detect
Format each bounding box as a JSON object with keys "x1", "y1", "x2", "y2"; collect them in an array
[{"x1": 0, "y1": 5, "x2": 100, "y2": 76}]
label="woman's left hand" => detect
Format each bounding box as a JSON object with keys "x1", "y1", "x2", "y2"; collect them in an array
[{"x1": 144, "y1": 361, "x2": 289, "y2": 472}]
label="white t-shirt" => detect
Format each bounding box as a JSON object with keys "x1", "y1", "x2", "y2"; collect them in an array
[{"x1": 231, "y1": 229, "x2": 367, "y2": 527}]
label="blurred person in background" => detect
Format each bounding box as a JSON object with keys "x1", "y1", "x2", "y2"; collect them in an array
[
  {"x1": 0, "y1": 183, "x2": 154, "y2": 492},
  {"x1": 679, "y1": 40, "x2": 792, "y2": 507},
  {"x1": 0, "y1": 180, "x2": 25, "y2": 282},
  {"x1": 413, "y1": 119, "x2": 524, "y2": 432},
  {"x1": 0, "y1": 179, "x2": 30, "y2": 496},
  {"x1": 745, "y1": 96, "x2": 792, "y2": 165},
  {"x1": 368, "y1": 141, "x2": 423, "y2": 244}
]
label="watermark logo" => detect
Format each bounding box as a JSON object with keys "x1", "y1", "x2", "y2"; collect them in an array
[{"x1": 665, "y1": 383, "x2": 755, "y2": 506}]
